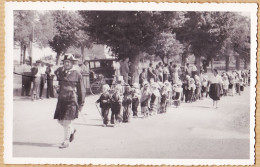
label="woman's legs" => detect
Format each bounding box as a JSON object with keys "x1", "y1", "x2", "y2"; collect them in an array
[{"x1": 57, "y1": 120, "x2": 74, "y2": 148}]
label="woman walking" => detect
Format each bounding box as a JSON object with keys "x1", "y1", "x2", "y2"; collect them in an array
[
  {"x1": 209, "y1": 69, "x2": 222, "y2": 109},
  {"x1": 54, "y1": 54, "x2": 85, "y2": 148}
]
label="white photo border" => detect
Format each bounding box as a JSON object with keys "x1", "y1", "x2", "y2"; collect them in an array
[{"x1": 4, "y1": 2, "x2": 258, "y2": 165}]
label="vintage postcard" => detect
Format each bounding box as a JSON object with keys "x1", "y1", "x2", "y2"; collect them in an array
[{"x1": 3, "y1": 2, "x2": 258, "y2": 165}]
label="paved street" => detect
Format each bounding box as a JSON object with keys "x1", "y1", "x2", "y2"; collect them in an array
[{"x1": 13, "y1": 87, "x2": 250, "y2": 159}]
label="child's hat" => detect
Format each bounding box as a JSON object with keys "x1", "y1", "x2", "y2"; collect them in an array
[
  {"x1": 132, "y1": 83, "x2": 139, "y2": 88},
  {"x1": 189, "y1": 78, "x2": 195, "y2": 83},
  {"x1": 177, "y1": 80, "x2": 182, "y2": 86},
  {"x1": 143, "y1": 81, "x2": 149, "y2": 87},
  {"x1": 164, "y1": 80, "x2": 170, "y2": 86},
  {"x1": 158, "y1": 82, "x2": 164, "y2": 88},
  {"x1": 103, "y1": 84, "x2": 110, "y2": 91},
  {"x1": 151, "y1": 82, "x2": 159, "y2": 89}
]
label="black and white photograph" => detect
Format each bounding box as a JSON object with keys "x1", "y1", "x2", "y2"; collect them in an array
[{"x1": 4, "y1": 2, "x2": 257, "y2": 165}]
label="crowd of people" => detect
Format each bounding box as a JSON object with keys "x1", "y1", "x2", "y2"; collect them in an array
[
  {"x1": 96, "y1": 61, "x2": 250, "y2": 128},
  {"x1": 18, "y1": 59, "x2": 90, "y2": 100},
  {"x1": 16, "y1": 55, "x2": 250, "y2": 149}
]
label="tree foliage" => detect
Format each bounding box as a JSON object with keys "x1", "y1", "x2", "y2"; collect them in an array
[
  {"x1": 14, "y1": 10, "x2": 36, "y2": 64},
  {"x1": 48, "y1": 11, "x2": 81, "y2": 64}
]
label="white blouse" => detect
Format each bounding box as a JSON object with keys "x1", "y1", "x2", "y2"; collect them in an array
[{"x1": 210, "y1": 75, "x2": 223, "y2": 84}]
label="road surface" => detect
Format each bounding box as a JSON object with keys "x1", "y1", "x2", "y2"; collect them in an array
[{"x1": 13, "y1": 87, "x2": 251, "y2": 159}]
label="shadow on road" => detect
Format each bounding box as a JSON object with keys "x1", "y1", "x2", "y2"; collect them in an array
[
  {"x1": 13, "y1": 141, "x2": 59, "y2": 148},
  {"x1": 13, "y1": 97, "x2": 32, "y2": 101},
  {"x1": 74, "y1": 123, "x2": 104, "y2": 127},
  {"x1": 186, "y1": 105, "x2": 211, "y2": 109}
]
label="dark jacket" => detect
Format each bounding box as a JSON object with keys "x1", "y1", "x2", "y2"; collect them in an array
[
  {"x1": 96, "y1": 93, "x2": 111, "y2": 109},
  {"x1": 54, "y1": 69, "x2": 85, "y2": 120}
]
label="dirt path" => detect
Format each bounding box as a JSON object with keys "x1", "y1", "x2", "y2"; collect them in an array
[{"x1": 13, "y1": 87, "x2": 250, "y2": 159}]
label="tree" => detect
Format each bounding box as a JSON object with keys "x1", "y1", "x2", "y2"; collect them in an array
[
  {"x1": 14, "y1": 10, "x2": 36, "y2": 64},
  {"x1": 152, "y1": 32, "x2": 184, "y2": 64},
  {"x1": 79, "y1": 11, "x2": 177, "y2": 83},
  {"x1": 230, "y1": 15, "x2": 250, "y2": 70},
  {"x1": 49, "y1": 11, "x2": 80, "y2": 65},
  {"x1": 174, "y1": 12, "x2": 237, "y2": 72}
]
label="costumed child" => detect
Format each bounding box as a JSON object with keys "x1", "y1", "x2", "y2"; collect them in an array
[
  {"x1": 110, "y1": 84, "x2": 123, "y2": 126},
  {"x1": 160, "y1": 84, "x2": 168, "y2": 113},
  {"x1": 201, "y1": 75, "x2": 208, "y2": 99},
  {"x1": 222, "y1": 75, "x2": 229, "y2": 96},
  {"x1": 150, "y1": 82, "x2": 161, "y2": 115},
  {"x1": 96, "y1": 84, "x2": 111, "y2": 127},
  {"x1": 172, "y1": 81, "x2": 183, "y2": 107},
  {"x1": 132, "y1": 83, "x2": 141, "y2": 118},
  {"x1": 234, "y1": 72, "x2": 241, "y2": 95},
  {"x1": 164, "y1": 80, "x2": 172, "y2": 106},
  {"x1": 239, "y1": 78, "x2": 245, "y2": 93},
  {"x1": 187, "y1": 78, "x2": 196, "y2": 103},
  {"x1": 228, "y1": 73, "x2": 235, "y2": 96},
  {"x1": 140, "y1": 81, "x2": 151, "y2": 118},
  {"x1": 194, "y1": 75, "x2": 202, "y2": 100},
  {"x1": 182, "y1": 75, "x2": 190, "y2": 103},
  {"x1": 122, "y1": 85, "x2": 132, "y2": 123}
]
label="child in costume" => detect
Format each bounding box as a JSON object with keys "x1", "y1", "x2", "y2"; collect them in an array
[
  {"x1": 150, "y1": 82, "x2": 161, "y2": 115},
  {"x1": 132, "y1": 83, "x2": 141, "y2": 118},
  {"x1": 122, "y1": 85, "x2": 132, "y2": 122},
  {"x1": 96, "y1": 84, "x2": 111, "y2": 127},
  {"x1": 201, "y1": 75, "x2": 208, "y2": 99},
  {"x1": 140, "y1": 81, "x2": 151, "y2": 118},
  {"x1": 110, "y1": 84, "x2": 123, "y2": 126},
  {"x1": 172, "y1": 81, "x2": 183, "y2": 107},
  {"x1": 160, "y1": 85, "x2": 168, "y2": 113},
  {"x1": 222, "y1": 75, "x2": 229, "y2": 96},
  {"x1": 187, "y1": 78, "x2": 196, "y2": 103},
  {"x1": 194, "y1": 75, "x2": 201, "y2": 101},
  {"x1": 164, "y1": 80, "x2": 172, "y2": 106}
]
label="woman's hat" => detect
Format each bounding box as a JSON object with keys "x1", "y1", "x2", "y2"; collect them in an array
[{"x1": 62, "y1": 53, "x2": 77, "y2": 61}]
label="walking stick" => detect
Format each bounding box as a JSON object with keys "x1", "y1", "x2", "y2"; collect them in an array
[{"x1": 95, "y1": 103, "x2": 104, "y2": 120}]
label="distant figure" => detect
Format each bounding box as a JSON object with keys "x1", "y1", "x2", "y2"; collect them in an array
[
  {"x1": 39, "y1": 62, "x2": 46, "y2": 99},
  {"x1": 147, "y1": 63, "x2": 156, "y2": 83},
  {"x1": 31, "y1": 60, "x2": 41, "y2": 101},
  {"x1": 45, "y1": 64, "x2": 55, "y2": 98},
  {"x1": 202, "y1": 60, "x2": 208, "y2": 73},
  {"x1": 120, "y1": 58, "x2": 130, "y2": 84},
  {"x1": 113, "y1": 61, "x2": 121, "y2": 76},
  {"x1": 171, "y1": 64, "x2": 179, "y2": 84},
  {"x1": 139, "y1": 68, "x2": 147, "y2": 87},
  {"x1": 21, "y1": 62, "x2": 32, "y2": 96},
  {"x1": 191, "y1": 63, "x2": 198, "y2": 78}
]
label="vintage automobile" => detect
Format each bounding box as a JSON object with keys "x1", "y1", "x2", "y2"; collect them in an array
[{"x1": 84, "y1": 58, "x2": 118, "y2": 94}]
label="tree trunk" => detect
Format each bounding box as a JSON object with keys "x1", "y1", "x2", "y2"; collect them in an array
[
  {"x1": 181, "y1": 53, "x2": 186, "y2": 66},
  {"x1": 195, "y1": 55, "x2": 201, "y2": 74},
  {"x1": 22, "y1": 45, "x2": 26, "y2": 64},
  {"x1": 236, "y1": 56, "x2": 240, "y2": 70},
  {"x1": 211, "y1": 58, "x2": 214, "y2": 71},
  {"x1": 29, "y1": 40, "x2": 33, "y2": 65},
  {"x1": 56, "y1": 52, "x2": 61, "y2": 65},
  {"x1": 244, "y1": 59, "x2": 247, "y2": 69},
  {"x1": 130, "y1": 53, "x2": 140, "y2": 85},
  {"x1": 20, "y1": 44, "x2": 23, "y2": 65},
  {"x1": 81, "y1": 45, "x2": 85, "y2": 63},
  {"x1": 225, "y1": 55, "x2": 229, "y2": 72}
]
